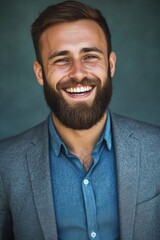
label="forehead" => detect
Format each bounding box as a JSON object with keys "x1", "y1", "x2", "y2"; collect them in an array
[{"x1": 40, "y1": 20, "x2": 108, "y2": 55}]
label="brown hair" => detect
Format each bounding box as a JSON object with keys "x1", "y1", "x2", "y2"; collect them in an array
[{"x1": 31, "y1": 0, "x2": 112, "y2": 64}]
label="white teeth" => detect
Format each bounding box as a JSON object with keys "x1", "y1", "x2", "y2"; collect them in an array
[
  {"x1": 77, "y1": 87, "x2": 81, "y2": 93},
  {"x1": 66, "y1": 86, "x2": 92, "y2": 93}
]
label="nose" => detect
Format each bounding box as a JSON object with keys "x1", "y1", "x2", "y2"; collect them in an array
[{"x1": 68, "y1": 59, "x2": 87, "y2": 81}]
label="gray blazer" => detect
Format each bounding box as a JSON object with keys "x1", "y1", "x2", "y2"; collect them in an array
[{"x1": 0, "y1": 113, "x2": 160, "y2": 240}]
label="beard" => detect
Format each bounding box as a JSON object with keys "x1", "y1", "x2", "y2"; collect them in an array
[{"x1": 42, "y1": 70, "x2": 112, "y2": 130}]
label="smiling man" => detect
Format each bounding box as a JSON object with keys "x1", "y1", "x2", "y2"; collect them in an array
[
  {"x1": 0, "y1": 1, "x2": 160, "y2": 240},
  {"x1": 34, "y1": 19, "x2": 115, "y2": 133}
]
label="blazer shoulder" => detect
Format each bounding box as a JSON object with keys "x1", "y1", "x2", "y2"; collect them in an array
[
  {"x1": 111, "y1": 113, "x2": 160, "y2": 141},
  {"x1": 0, "y1": 118, "x2": 49, "y2": 160}
]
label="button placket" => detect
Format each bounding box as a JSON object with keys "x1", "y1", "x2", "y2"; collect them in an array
[{"x1": 82, "y1": 177, "x2": 99, "y2": 239}]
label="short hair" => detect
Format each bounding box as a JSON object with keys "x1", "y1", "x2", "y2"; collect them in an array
[{"x1": 31, "y1": 0, "x2": 112, "y2": 64}]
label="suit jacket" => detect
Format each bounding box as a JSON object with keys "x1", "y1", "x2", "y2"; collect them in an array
[{"x1": 0, "y1": 113, "x2": 160, "y2": 240}]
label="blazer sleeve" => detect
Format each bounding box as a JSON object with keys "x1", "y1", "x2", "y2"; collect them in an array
[{"x1": 0, "y1": 173, "x2": 14, "y2": 240}]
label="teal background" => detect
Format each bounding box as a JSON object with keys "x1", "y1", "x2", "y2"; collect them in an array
[{"x1": 0, "y1": 0, "x2": 160, "y2": 140}]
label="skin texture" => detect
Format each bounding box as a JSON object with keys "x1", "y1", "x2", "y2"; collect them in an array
[{"x1": 34, "y1": 20, "x2": 116, "y2": 171}]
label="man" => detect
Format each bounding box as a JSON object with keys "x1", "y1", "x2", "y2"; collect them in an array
[{"x1": 0, "y1": 1, "x2": 159, "y2": 239}]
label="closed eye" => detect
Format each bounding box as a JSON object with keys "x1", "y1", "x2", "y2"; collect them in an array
[
  {"x1": 85, "y1": 55, "x2": 98, "y2": 60},
  {"x1": 83, "y1": 54, "x2": 99, "y2": 63},
  {"x1": 54, "y1": 58, "x2": 70, "y2": 65}
]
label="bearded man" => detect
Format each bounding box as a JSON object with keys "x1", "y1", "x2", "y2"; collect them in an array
[{"x1": 0, "y1": 1, "x2": 160, "y2": 240}]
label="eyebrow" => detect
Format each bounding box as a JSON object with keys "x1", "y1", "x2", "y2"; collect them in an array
[
  {"x1": 81, "y1": 47, "x2": 103, "y2": 54},
  {"x1": 48, "y1": 47, "x2": 103, "y2": 60},
  {"x1": 48, "y1": 50, "x2": 69, "y2": 60}
]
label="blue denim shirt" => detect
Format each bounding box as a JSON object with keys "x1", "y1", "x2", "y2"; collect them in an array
[{"x1": 49, "y1": 112, "x2": 119, "y2": 240}]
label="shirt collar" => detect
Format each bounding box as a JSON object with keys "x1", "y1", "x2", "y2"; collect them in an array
[
  {"x1": 49, "y1": 115, "x2": 66, "y2": 157},
  {"x1": 49, "y1": 111, "x2": 112, "y2": 157},
  {"x1": 101, "y1": 111, "x2": 112, "y2": 151}
]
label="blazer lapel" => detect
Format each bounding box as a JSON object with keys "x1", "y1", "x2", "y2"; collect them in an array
[
  {"x1": 26, "y1": 120, "x2": 58, "y2": 240},
  {"x1": 111, "y1": 113, "x2": 140, "y2": 240}
]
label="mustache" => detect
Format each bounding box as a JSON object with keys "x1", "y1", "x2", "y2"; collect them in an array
[{"x1": 56, "y1": 77, "x2": 101, "y2": 90}]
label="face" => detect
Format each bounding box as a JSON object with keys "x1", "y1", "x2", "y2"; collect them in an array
[{"x1": 34, "y1": 20, "x2": 116, "y2": 129}]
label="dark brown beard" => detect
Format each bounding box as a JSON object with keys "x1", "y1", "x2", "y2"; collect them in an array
[{"x1": 42, "y1": 70, "x2": 112, "y2": 130}]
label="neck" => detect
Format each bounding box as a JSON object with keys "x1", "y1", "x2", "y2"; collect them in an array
[{"x1": 52, "y1": 111, "x2": 107, "y2": 157}]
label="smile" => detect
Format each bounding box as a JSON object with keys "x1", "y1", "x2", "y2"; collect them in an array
[{"x1": 65, "y1": 86, "x2": 93, "y2": 94}]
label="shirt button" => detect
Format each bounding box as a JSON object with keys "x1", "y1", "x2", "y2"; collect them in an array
[
  {"x1": 83, "y1": 179, "x2": 89, "y2": 185},
  {"x1": 91, "y1": 231, "x2": 96, "y2": 238}
]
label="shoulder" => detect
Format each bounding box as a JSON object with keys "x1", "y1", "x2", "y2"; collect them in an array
[
  {"x1": 110, "y1": 113, "x2": 160, "y2": 181},
  {"x1": 0, "y1": 118, "x2": 49, "y2": 162},
  {"x1": 111, "y1": 112, "x2": 160, "y2": 138},
  {"x1": 110, "y1": 112, "x2": 160, "y2": 153}
]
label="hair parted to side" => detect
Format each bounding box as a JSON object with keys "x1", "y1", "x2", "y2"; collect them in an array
[{"x1": 31, "y1": 0, "x2": 112, "y2": 64}]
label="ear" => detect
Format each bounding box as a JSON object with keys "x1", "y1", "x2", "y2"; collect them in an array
[
  {"x1": 109, "y1": 52, "x2": 116, "y2": 78},
  {"x1": 33, "y1": 61, "x2": 44, "y2": 86}
]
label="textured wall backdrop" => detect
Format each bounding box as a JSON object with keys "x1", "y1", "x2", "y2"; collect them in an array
[{"x1": 0, "y1": 0, "x2": 160, "y2": 140}]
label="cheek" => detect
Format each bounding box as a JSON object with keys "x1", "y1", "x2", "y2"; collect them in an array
[
  {"x1": 46, "y1": 67, "x2": 65, "y2": 90},
  {"x1": 90, "y1": 64, "x2": 108, "y2": 80},
  {"x1": 48, "y1": 64, "x2": 70, "y2": 79}
]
